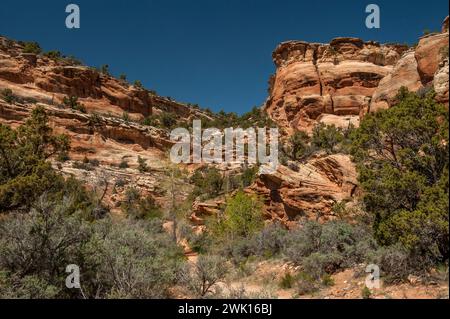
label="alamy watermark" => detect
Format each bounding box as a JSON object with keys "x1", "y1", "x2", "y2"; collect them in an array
[
  {"x1": 366, "y1": 4, "x2": 380, "y2": 29},
  {"x1": 170, "y1": 120, "x2": 279, "y2": 174},
  {"x1": 65, "y1": 4, "x2": 80, "y2": 29}
]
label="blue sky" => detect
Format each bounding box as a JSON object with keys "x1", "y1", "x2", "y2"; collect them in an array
[{"x1": 0, "y1": 0, "x2": 448, "y2": 114}]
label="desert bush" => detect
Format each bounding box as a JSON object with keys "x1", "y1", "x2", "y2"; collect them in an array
[
  {"x1": 134, "y1": 80, "x2": 143, "y2": 89},
  {"x1": 44, "y1": 50, "x2": 62, "y2": 60},
  {"x1": 63, "y1": 95, "x2": 86, "y2": 113},
  {"x1": 213, "y1": 190, "x2": 264, "y2": 240},
  {"x1": 1, "y1": 88, "x2": 16, "y2": 104},
  {"x1": 90, "y1": 218, "x2": 184, "y2": 298},
  {"x1": 289, "y1": 131, "x2": 313, "y2": 160},
  {"x1": 137, "y1": 156, "x2": 149, "y2": 173},
  {"x1": 350, "y1": 88, "x2": 449, "y2": 269},
  {"x1": 100, "y1": 64, "x2": 109, "y2": 76},
  {"x1": 22, "y1": 41, "x2": 41, "y2": 54},
  {"x1": 160, "y1": 112, "x2": 177, "y2": 129},
  {"x1": 284, "y1": 221, "x2": 377, "y2": 278},
  {"x1": 0, "y1": 196, "x2": 94, "y2": 298},
  {"x1": 122, "y1": 111, "x2": 130, "y2": 122},
  {"x1": 191, "y1": 167, "x2": 224, "y2": 199},
  {"x1": 179, "y1": 255, "x2": 228, "y2": 297},
  {"x1": 0, "y1": 194, "x2": 184, "y2": 299},
  {"x1": 312, "y1": 123, "x2": 345, "y2": 154},
  {"x1": 121, "y1": 187, "x2": 162, "y2": 220},
  {"x1": 119, "y1": 159, "x2": 129, "y2": 169},
  {"x1": 0, "y1": 106, "x2": 72, "y2": 212},
  {"x1": 296, "y1": 272, "x2": 320, "y2": 296},
  {"x1": 279, "y1": 272, "x2": 295, "y2": 289}
]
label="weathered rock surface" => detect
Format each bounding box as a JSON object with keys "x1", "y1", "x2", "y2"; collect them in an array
[
  {"x1": 247, "y1": 154, "x2": 358, "y2": 225},
  {"x1": 265, "y1": 38, "x2": 406, "y2": 135},
  {"x1": 265, "y1": 16, "x2": 449, "y2": 134}
]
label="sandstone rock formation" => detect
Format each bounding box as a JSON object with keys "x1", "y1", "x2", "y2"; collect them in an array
[
  {"x1": 265, "y1": 38, "x2": 407, "y2": 134},
  {"x1": 264, "y1": 16, "x2": 449, "y2": 135},
  {"x1": 257, "y1": 16, "x2": 449, "y2": 222},
  {"x1": 247, "y1": 154, "x2": 358, "y2": 225}
]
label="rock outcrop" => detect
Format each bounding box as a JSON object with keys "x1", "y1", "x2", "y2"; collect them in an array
[
  {"x1": 247, "y1": 154, "x2": 358, "y2": 225},
  {"x1": 258, "y1": 16, "x2": 449, "y2": 222},
  {"x1": 265, "y1": 16, "x2": 449, "y2": 134}
]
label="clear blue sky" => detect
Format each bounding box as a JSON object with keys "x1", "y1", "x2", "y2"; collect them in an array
[{"x1": 0, "y1": 0, "x2": 448, "y2": 114}]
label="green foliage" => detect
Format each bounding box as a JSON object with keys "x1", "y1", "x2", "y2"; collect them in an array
[
  {"x1": 321, "y1": 273, "x2": 335, "y2": 287},
  {"x1": 240, "y1": 165, "x2": 258, "y2": 188},
  {"x1": 43, "y1": 50, "x2": 62, "y2": 60},
  {"x1": 279, "y1": 272, "x2": 295, "y2": 289},
  {"x1": 142, "y1": 115, "x2": 159, "y2": 127},
  {"x1": 350, "y1": 88, "x2": 449, "y2": 267},
  {"x1": 296, "y1": 272, "x2": 320, "y2": 296},
  {"x1": 119, "y1": 73, "x2": 127, "y2": 81},
  {"x1": 0, "y1": 196, "x2": 183, "y2": 298},
  {"x1": 179, "y1": 255, "x2": 228, "y2": 297},
  {"x1": 119, "y1": 159, "x2": 129, "y2": 169},
  {"x1": 63, "y1": 96, "x2": 86, "y2": 113},
  {"x1": 191, "y1": 167, "x2": 224, "y2": 199},
  {"x1": 160, "y1": 112, "x2": 177, "y2": 129},
  {"x1": 134, "y1": 80, "x2": 143, "y2": 89},
  {"x1": 284, "y1": 221, "x2": 376, "y2": 279},
  {"x1": 200, "y1": 106, "x2": 274, "y2": 130},
  {"x1": 22, "y1": 41, "x2": 41, "y2": 54},
  {"x1": 1, "y1": 88, "x2": 15, "y2": 104},
  {"x1": 0, "y1": 106, "x2": 73, "y2": 212},
  {"x1": 312, "y1": 123, "x2": 345, "y2": 154},
  {"x1": 122, "y1": 111, "x2": 130, "y2": 122},
  {"x1": 361, "y1": 286, "x2": 372, "y2": 299},
  {"x1": 137, "y1": 156, "x2": 149, "y2": 173},
  {"x1": 100, "y1": 64, "x2": 110, "y2": 76},
  {"x1": 289, "y1": 131, "x2": 312, "y2": 160},
  {"x1": 213, "y1": 191, "x2": 264, "y2": 240},
  {"x1": 121, "y1": 187, "x2": 162, "y2": 220}
]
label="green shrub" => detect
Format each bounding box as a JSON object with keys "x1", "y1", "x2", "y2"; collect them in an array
[
  {"x1": 350, "y1": 88, "x2": 449, "y2": 269},
  {"x1": 134, "y1": 80, "x2": 143, "y2": 89},
  {"x1": 1, "y1": 88, "x2": 15, "y2": 104},
  {"x1": 44, "y1": 50, "x2": 62, "y2": 60},
  {"x1": 279, "y1": 272, "x2": 295, "y2": 289},
  {"x1": 321, "y1": 273, "x2": 335, "y2": 287},
  {"x1": 296, "y1": 272, "x2": 319, "y2": 296},
  {"x1": 63, "y1": 96, "x2": 86, "y2": 113},
  {"x1": 284, "y1": 221, "x2": 377, "y2": 277},
  {"x1": 0, "y1": 106, "x2": 72, "y2": 212},
  {"x1": 22, "y1": 41, "x2": 41, "y2": 54},
  {"x1": 160, "y1": 112, "x2": 177, "y2": 129},
  {"x1": 179, "y1": 255, "x2": 228, "y2": 297},
  {"x1": 289, "y1": 131, "x2": 313, "y2": 160},
  {"x1": 191, "y1": 167, "x2": 224, "y2": 199},
  {"x1": 312, "y1": 123, "x2": 344, "y2": 154},
  {"x1": 361, "y1": 286, "x2": 372, "y2": 299},
  {"x1": 119, "y1": 160, "x2": 129, "y2": 169},
  {"x1": 100, "y1": 64, "x2": 109, "y2": 76},
  {"x1": 137, "y1": 156, "x2": 149, "y2": 173},
  {"x1": 122, "y1": 111, "x2": 130, "y2": 123},
  {"x1": 213, "y1": 190, "x2": 264, "y2": 240}
]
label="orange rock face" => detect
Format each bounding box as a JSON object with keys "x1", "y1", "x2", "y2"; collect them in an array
[
  {"x1": 265, "y1": 16, "x2": 449, "y2": 134},
  {"x1": 265, "y1": 38, "x2": 407, "y2": 134},
  {"x1": 247, "y1": 154, "x2": 358, "y2": 225}
]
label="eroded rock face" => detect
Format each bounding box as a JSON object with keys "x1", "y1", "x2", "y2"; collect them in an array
[
  {"x1": 370, "y1": 50, "x2": 423, "y2": 112},
  {"x1": 265, "y1": 38, "x2": 406, "y2": 135},
  {"x1": 415, "y1": 32, "x2": 449, "y2": 85},
  {"x1": 246, "y1": 154, "x2": 358, "y2": 225},
  {"x1": 434, "y1": 58, "x2": 449, "y2": 104},
  {"x1": 265, "y1": 16, "x2": 449, "y2": 134}
]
